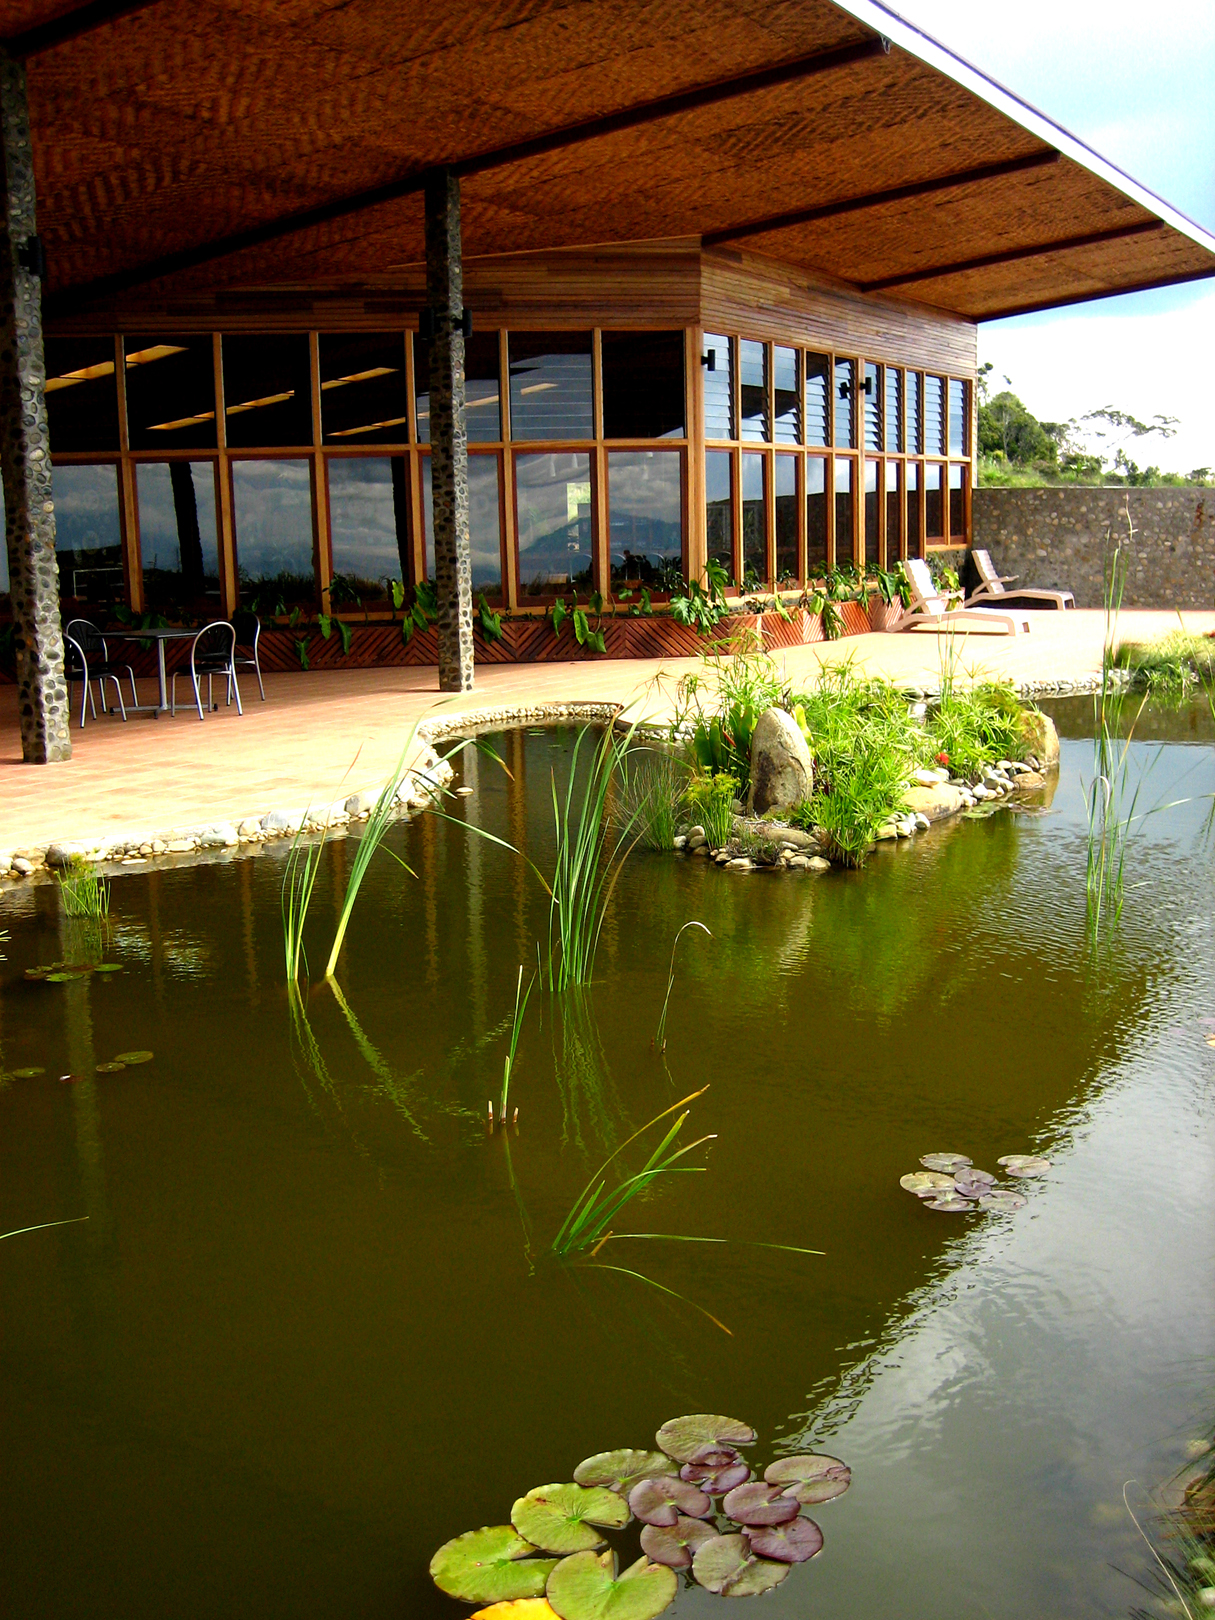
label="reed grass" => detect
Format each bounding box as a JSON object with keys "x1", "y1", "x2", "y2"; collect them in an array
[
  {"x1": 499, "y1": 965, "x2": 536, "y2": 1123},
  {"x1": 614, "y1": 746, "x2": 687, "y2": 851},
  {"x1": 57, "y1": 855, "x2": 109, "y2": 920},
  {"x1": 654, "y1": 921, "x2": 711, "y2": 1053},
  {"x1": 686, "y1": 771, "x2": 737, "y2": 848},
  {"x1": 281, "y1": 822, "x2": 326, "y2": 990}
]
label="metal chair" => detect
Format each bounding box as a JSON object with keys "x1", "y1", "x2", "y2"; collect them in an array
[
  {"x1": 171, "y1": 621, "x2": 242, "y2": 719},
  {"x1": 63, "y1": 618, "x2": 138, "y2": 726},
  {"x1": 232, "y1": 609, "x2": 265, "y2": 700}
]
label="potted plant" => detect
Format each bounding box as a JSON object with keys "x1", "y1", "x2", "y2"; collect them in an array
[{"x1": 867, "y1": 568, "x2": 906, "y2": 632}]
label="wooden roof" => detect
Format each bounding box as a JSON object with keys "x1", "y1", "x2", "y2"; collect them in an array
[{"x1": 8, "y1": 0, "x2": 1214, "y2": 324}]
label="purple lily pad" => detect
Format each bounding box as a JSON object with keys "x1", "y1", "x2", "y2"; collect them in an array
[
  {"x1": 926, "y1": 1195, "x2": 973, "y2": 1213},
  {"x1": 745, "y1": 1517, "x2": 824, "y2": 1563},
  {"x1": 764, "y1": 1454, "x2": 848, "y2": 1488},
  {"x1": 920, "y1": 1152, "x2": 971, "y2": 1172},
  {"x1": 656, "y1": 1415, "x2": 756, "y2": 1465},
  {"x1": 691, "y1": 1533, "x2": 790, "y2": 1597},
  {"x1": 977, "y1": 1189, "x2": 1027, "y2": 1212},
  {"x1": 721, "y1": 1482, "x2": 800, "y2": 1527},
  {"x1": 679, "y1": 1450, "x2": 751, "y2": 1495},
  {"x1": 953, "y1": 1169, "x2": 995, "y2": 1198},
  {"x1": 640, "y1": 1514, "x2": 719, "y2": 1570},
  {"x1": 628, "y1": 1477, "x2": 712, "y2": 1526}
]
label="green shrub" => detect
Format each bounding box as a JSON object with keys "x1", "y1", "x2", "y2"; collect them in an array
[
  {"x1": 687, "y1": 772, "x2": 737, "y2": 848},
  {"x1": 1111, "y1": 629, "x2": 1215, "y2": 695},
  {"x1": 57, "y1": 855, "x2": 109, "y2": 920},
  {"x1": 927, "y1": 682, "x2": 1024, "y2": 780},
  {"x1": 615, "y1": 747, "x2": 687, "y2": 851}
]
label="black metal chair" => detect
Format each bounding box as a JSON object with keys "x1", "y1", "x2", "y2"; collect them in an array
[
  {"x1": 63, "y1": 618, "x2": 138, "y2": 727},
  {"x1": 231, "y1": 610, "x2": 265, "y2": 701},
  {"x1": 170, "y1": 621, "x2": 242, "y2": 720}
]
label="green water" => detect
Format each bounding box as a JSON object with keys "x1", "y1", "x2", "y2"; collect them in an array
[{"x1": 2, "y1": 703, "x2": 1213, "y2": 1618}]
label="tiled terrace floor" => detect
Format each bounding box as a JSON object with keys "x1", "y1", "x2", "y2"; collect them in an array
[{"x1": 2, "y1": 608, "x2": 1210, "y2": 852}]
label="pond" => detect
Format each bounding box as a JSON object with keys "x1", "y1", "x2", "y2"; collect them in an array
[{"x1": 2, "y1": 700, "x2": 1213, "y2": 1619}]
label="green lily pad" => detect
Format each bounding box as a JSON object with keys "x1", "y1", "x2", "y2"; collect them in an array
[
  {"x1": 573, "y1": 1451, "x2": 675, "y2": 1493},
  {"x1": 94, "y1": 964, "x2": 124, "y2": 974},
  {"x1": 546, "y1": 1550, "x2": 676, "y2": 1620},
  {"x1": 900, "y1": 1171, "x2": 955, "y2": 1196},
  {"x1": 628, "y1": 1476, "x2": 711, "y2": 1526},
  {"x1": 639, "y1": 1515, "x2": 717, "y2": 1570},
  {"x1": 511, "y1": 1484, "x2": 628, "y2": 1555},
  {"x1": 12, "y1": 1066, "x2": 46, "y2": 1078},
  {"x1": 24, "y1": 967, "x2": 55, "y2": 979},
  {"x1": 656, "y1": 1414, "x2": 755, "y2": 1464},
  {"x1": 691, "y1": 1533, "x2": 790, "y2": 1597},
  {"x1": 745, "y1": 1517, "x2": 823, "y2": 1563},
  {"x1": 429, "y1": 1526, "x2": 559, "y2": 1604},
  {"x1": 113, "y1": 1051, "x2": 154, "y2": 1065},
  {"x1": 95, "y1": 1062, "x2": 127, "y2": 1074},
  {"x1": 45, "y1": 972, "x2": 82, "y2": 982}
]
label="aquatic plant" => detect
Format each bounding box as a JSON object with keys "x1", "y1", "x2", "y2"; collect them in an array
[
  {"x1": 1111, "y1": 625, "x2": 1215, "y2": 696},
  {"x1": 497, "y1": 964, "x2": 536, "y2": 1126},
  {"x1": 280, "y1": 823, "x2": 326, "y2": 990},
  {"x1": 0, "y1": 1215, "x2": 89, "y2": 1242},
  {"x1": 57, "y1": 855, "x2": 109, "y2": 920},
  {"x1": 672, "y1": 639, "x2": 784, "y2": 790},
  {"x1": 653, "y1": 921, "x2": 711, "y2": 1053},
  {"x1": 685, "y1": 771, "x2": 736, "y2": 848},
  {"x1": 428, "y1": 1414, "x2": 849, "y2": 1612},
  {"x1": 614, "y1": 746, "x2": 687, "y2": 852}
]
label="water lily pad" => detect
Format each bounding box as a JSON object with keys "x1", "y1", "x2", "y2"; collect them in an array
[
  {"x1": 764, "y1": 1454, "x2": 848, "y2": 1488},
  {"x1": 926, "y1": 1195, "x2": 973, "y2": 1212},
  {"x1": 691, "y1": 1534, "x2": 791, "y2": 1597},
  {"x1": 920, "y1": 1153, "x2": 971, "y2": 1172},
  {"x1": 113, "y1": 1051, "x2": 154, "y2": 1065},
  {"x1": 429, "y1": 1526, "x2": 559, "y2": 1603},
  {"x1": 574, "y1": 1452, "x2": 675, "y2": 1493},
  {"x1": 744, "y1": 1517, "x2": 824, "y2": 1563},
  {"x1": 95, "y1": 1062, "x2": 126, "y2": 1074},
  {"x1": 639, "y1": 1515, "x2": 718, "y2": 1569},
  {"x1": 470, "y1": 1603, "x2": 559, "y2": 1620},
  {"x1": 721, "y1": 1482, "x2": 800, "y2": 1527},
  {"x1": 900, "y1": 1171, "x2": 955, "y2": 1196},
  {"x1": 997, "y1": 1154, "x2": 1051, "y2": 1176},
  {"x1": 679, "y1": 1449, "x2": 751, "y2": 1495},
  {"x1": 656, "y1": 1415, "x2": 755, "y2": 1464},
  {"x1": 94, "y1": 963, "x2": 124, "y2": 973},
  {"x1": 546, "y1": 1550, "x2": 677, "y2": 1620},
  {"x1": 11, "y1": 1067, "x2": 45, "y2": 1078},
  {"x1": 511, "y1": 1485, "x2": 629, "y2": 1555},
  {"x1": 953, "y1": 1169, "x2": 996, "y2": 1198},
  {"x1": 24, "y1": 967, "x2": 55, "y2": 979},
  {"x1": 977, "y1": 1190, "x2": 1027, "y2": 1213},
  {"x1": 628, "y1": 1477, "x2": 711, "y2": 1526},
  {"x1": 45, "y1": 972, "x2": 82, "y2": 982}
]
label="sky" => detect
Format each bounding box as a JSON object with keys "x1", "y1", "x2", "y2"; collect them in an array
[{"x1": 887, "y1": 0, "x2": 1215, "y2": 473}]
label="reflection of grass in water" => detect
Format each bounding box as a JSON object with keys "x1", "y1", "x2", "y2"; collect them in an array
[
  {"x1": 552, "y1": 987, "x2": 627, "y2": 1157},
  {"x1": 328, "y1": 978, "x2": 428, "y2": 1142}
]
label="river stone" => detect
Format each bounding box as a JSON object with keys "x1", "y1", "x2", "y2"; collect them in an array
[
  {"x1": 1018, "y1": 710, "x2": 1060, "y2": 768},
  {"x1": 199, "y1": 823, "x2": 239, "y2": 847},
  {"x1": 46, "y1": 841, "x2": 87, "y2": 868},
  {"x1": 806, "y1": 856, "x2": 830, "y2": 873},
  {"x1": 748, "y1": 708, "x2": 813, "y2": 815},
  {"x1": 903, "y1": 782, "x2": 965, "y2": 822}
]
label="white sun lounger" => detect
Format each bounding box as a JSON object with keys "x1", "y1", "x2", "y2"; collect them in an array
[
  {"x1": 968, "y1": 548, "x2": 1075, "y2": 610},
  {"x1": 898, "y1": 557, "x2": 1030, "y2": 635}
]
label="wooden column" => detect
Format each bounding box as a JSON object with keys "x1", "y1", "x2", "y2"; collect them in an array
[
  {"x1": 212, "y1": 334, "x2": 237, "y2": 616},
  {"x1": 684, "y1": 326, "x2": 706, "y2": 587},
  {"x1": 424, "y1": 168, "x2": 473, "y2": 691},
  {"x1": 0, "y1": 53, "x2": 70, "y2": 762}
]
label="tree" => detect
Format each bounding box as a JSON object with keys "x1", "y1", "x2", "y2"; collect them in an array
[{"x1": 977, "y1": 390, "x2": 1058, "y2": 464}]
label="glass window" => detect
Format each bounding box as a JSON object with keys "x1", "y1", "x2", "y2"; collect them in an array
[
  {"x1": 863, "y1": 362, "x2": 881, "y2": 453},
  {"x1": 864, "y1": 460, "x2": 880, "y2": 566},
  {"x1": 222, "y1": 335, "x2": 312, "y2": 449},
  {"x1": 885, "y1": 462, "x2": 903, "y2": 563},
  {"x1": 949, "y1": 463, "x2": 967, "y2": 540},
  {"x1": 805, "y1": 353, "x2": 830, "y2": 448},
  {"x1": 739, "y1": 340, "x2": 768, "y2": 442},
  {"x1": 422, "y1": 454, "x2": 503, "y2": 595},
  {"x1": 949, "y1": 379, "x2": 967, "y2": 457},
  {"x1": 773, "y1": 347, "x2": 799, "y2": 444},
  {"x1": 601, "y1": 331, "x2": 684, "y2": 440},
  {"x1": 705, "y1": 449, "x2": 733, "y2": 577},
  {"x1": 0, "y1": 479, "x2": 7, "y2": 601},
  {"x1": 44, "y1": 337, "x2": 119, "y2": 452},
  {"x1": 924, "y1": 375, "x2": 945, "y2": 457},
  {"x1": 741, "y1": 453, "x2": 766, "y2": 583},
  {"x1": 607, "y1": 450, "x2": 682, "y2": 586},
  {"x1": 834, "y1": 458, "x2": 854, "y2": 565},
  {"x1": 702, "y1": 334, "x2": 734, "y2": 440},
  {"x1": 320, "y1": 333, "x2": 409, "y2": 446},
  {"x1": 834, "y1": 359, "x2": 855, "y2": 450},
  {"x1": 53, "y1": 464, "x2": 123, "y2": 603},
  {"x1": 925, "y1": 462, "x2": 943, "y2": 539},
  {"x1": 508, "y1": 334, "x2": 592, "y2": 442},
  {"x1": 136, "y1": 461, "x2": 220, "y2": 609},
  {"x1": 232, "y1": 459, "x2": 315, "y2": 602},
  {"x1": 328, "y1": 456, "x2": 410, "y2": 602},
  {"x1": 416, "y1": 331, "x2": 500, "y2": 444},
  {"x1": 806, "y1": 457, "x2": 827, "y2": 577},
  {"x1": 775, "y1": 455, "x2": 798, "y2": 582},
  {"x1": 125, "y1": 336, "x2": 216, "y2": 451},
  {"x1": 906, "y1": 462, "x2": 922, "y2": 555},
  {"x1": 514, "y1": 451, "x2": 591, "y2": 595},
  {"x1": 884, "y1": 367, "x2": 901, "y2": 454},
  {"x1": 906, "y1": 371, "x2": 922, "y2": 455}
]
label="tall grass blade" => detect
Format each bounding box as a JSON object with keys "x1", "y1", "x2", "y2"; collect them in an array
[
  {"x1": 654, "y1": 921, "x2": 711, "y2": 1052},
  {"x1": 500, "y1": 964, "x2": 536, "y2": 1121}
]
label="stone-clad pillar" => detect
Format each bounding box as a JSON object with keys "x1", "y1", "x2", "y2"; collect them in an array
[
  {"x1": 424, "y1": 168, "x2": 474, "y2": 692},
  {"x1": 0, "y1": 53, "x2": 70, "y2": 762}
]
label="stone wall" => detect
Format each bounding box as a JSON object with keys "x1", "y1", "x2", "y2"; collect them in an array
[{"x1": 972, "y1": 487, "x2": 1214, "y2": 609}]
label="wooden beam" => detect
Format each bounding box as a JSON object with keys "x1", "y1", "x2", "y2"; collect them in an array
[
  {"x1": 978, "y1": 263, "x2": 1215, "y2": 321},
  {"x1": 703, "y1": 149, "x2": 1059, "y2": 247},
  {"x1": 4, "y1": 0, "x2": 161, "y2": 60},
  {"x1": 860, "y1": 219, "x2": 1165, "y2": 292},
  {"x1": 45, "y1": 35, "x2": 887, "y2": 316}
]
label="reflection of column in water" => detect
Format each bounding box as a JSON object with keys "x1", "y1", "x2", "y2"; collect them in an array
[
  {"x1": 422, "y1": 810, "x2": 439, "y2": 992},
  {"x1": 462, "y1": 747, "x2": 487, "y2": 1037},
  {"x1": 240, "y1": 855, "x2": 259, "y2": 1003},
  {"x1": 57, "y1": 914, "x2": 110, "y2": 1250},
  {"x1": 509, "y1": 727, "x2": 530, "y2": 966},
  {"x1": 147, "y1": 868, "x2": 165, "y2": 1009}
]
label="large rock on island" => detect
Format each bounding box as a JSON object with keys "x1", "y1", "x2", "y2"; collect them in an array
[
  {"x1": 748, "y1": 707, "x2": 814, "y2": 815},
  {"x1": 1018, "y1": 709, "x2": 1060, "y2": 768}
]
